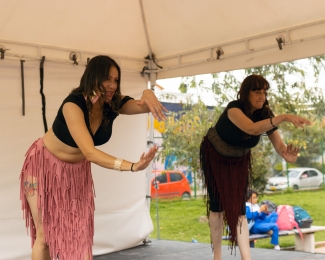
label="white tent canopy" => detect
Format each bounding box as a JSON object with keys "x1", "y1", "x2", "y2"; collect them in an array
[
  {"x1": 1, "y1": 0, "x2": 325, "y2": 79},
  {"x1": 1, "y1": 1, "x2": 325, "y2": 259}
]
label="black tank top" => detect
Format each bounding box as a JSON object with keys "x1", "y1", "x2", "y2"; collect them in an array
[
  {"x1": 52, "y1": 93, "x2": 133, "y2": 148},
  {"x1": 215, "y1": 100, "x2": 277, "y2": 148}
]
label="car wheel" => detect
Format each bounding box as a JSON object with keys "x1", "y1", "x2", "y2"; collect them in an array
[
  {"x1": 293, "y1": 185, "x2": 299, "y2": 190},
  {"x1": 182, "y1": 192, "x2": 191, "y2": 200}
]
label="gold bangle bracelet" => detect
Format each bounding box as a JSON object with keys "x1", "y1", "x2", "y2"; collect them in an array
[{"x1": 113, "y1": 158, "x2": 123, "y2": 171}]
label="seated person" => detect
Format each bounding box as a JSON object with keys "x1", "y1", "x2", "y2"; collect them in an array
[{"x1": 246, "y1": 190, "x2": 280, "y2": 250}]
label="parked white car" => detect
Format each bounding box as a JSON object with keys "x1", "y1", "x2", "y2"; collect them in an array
[{"x1": 266, "y1": 167, "x2": 324, "y2": 191}]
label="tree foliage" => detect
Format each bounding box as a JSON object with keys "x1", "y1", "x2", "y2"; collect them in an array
[
  {"x1": 157, "y1": 98, "x2": 221, "y2": 175},
  {"x1": 159, "y1": 55, "x2": 325, "y2": 194}
]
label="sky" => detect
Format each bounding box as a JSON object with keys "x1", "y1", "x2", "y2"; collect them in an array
[{"x1": 156, "y1": 74, "x2": 218, "y2": 106}]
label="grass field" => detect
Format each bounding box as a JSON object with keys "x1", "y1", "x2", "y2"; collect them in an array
[{"x1": 149, "y1": 188, "x2": 325, "y2": 249}]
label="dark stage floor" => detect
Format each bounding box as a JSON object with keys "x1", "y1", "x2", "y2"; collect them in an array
[{"x1": 94, "y1": 239, "x2": 325, "y2": 260}]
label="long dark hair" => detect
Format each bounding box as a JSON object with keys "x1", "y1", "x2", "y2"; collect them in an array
[
  {"x1": 237, "y1": 74, "x2": 273, "y2": 119},
  {"x1": 247, "y1": 189, "x2": 258, "y2": 201},
  {"x1": 71, "y1": 55, "x2": 122, "y2": 124}
]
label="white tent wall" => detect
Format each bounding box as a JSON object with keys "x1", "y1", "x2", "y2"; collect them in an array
[{"x1": 0, "y1": 59, "x2": 152, "y2": 260}]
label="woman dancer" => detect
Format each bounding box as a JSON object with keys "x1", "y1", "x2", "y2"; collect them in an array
[
  {"x1": 20, "y1": 55, "x2": 167, "y2": 260},
  {"x1": 200, "y1": 74, "x2": 311, "y2": 260}
]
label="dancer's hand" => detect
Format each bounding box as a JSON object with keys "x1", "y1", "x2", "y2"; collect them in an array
[
  {"x1": 282, "y1": 144, "x2": 300, "y2": 163},
  {"x1": 284, "y1": 114, "x2": 312, "y2": 128},
  {"x1": 132, "y1": 145, "x2": 159, "y2": 172},
  {"x1": 137, "y1": 89, "x2": 168, "y2": 121}
]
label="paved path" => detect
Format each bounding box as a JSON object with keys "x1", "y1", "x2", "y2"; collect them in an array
[{"x1": 315, "y1": 247, "x2": 325, "y2": 254}]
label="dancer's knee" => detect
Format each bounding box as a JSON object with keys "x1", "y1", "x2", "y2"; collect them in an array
[
  {"x1": 209, "y1": 211, "x2": 224, "y2": 219},
  {"x1": 34, "y1": 228, "x2": 48, "y2": 248},
  {"x1": 83, "y1": 254, "x2": 91, "y2": 260}
]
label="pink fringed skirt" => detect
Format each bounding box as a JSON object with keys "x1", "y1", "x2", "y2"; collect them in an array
[{"x1": 20, "y1": 138, "x2": 95, "y2": 260}]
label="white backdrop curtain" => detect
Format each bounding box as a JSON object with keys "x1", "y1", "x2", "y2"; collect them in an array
[{"x1": 0, "y1": 59, "x2": 152, "y2": 260}]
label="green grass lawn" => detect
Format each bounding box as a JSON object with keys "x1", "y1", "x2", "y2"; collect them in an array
[{"x1": 149, "y1": 189, "x2": 325, "y2": 249}]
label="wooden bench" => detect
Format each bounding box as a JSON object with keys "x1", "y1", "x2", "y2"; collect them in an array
[{"x1": 222, "y1": 225, "x2": 325, "y2": 253}]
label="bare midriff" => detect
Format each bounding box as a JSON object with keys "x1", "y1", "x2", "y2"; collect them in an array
[{"x1": 42, "y1": 128, "x2": 86, "y2": 163}]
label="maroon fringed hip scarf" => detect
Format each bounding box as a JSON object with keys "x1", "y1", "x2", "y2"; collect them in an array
[{"x1": 200, "y1": 134, "x2": 252, "y2": 250}]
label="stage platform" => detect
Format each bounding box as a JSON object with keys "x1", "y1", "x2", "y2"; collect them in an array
[{"x1": 94, "y1": 239, "x2": 325, "y2": 260}]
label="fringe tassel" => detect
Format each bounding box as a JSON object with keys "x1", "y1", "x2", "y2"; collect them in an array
[
  {"x1": 200, "y1": 136, "x2": 252, "y2": 253},
  {"x1": 20, "y1": 138, "x2": 95, "y2": 260}
]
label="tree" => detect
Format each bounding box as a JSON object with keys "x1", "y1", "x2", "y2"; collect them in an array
[
  {"x1": 157, "y1": 98, "x2": 221, "y2": 188},
  {"x1": 159, "y1": 55, "x2": 325, "y2": 194}
]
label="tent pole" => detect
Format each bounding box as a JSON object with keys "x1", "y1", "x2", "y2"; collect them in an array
[
  {"x1": 140, "y1": 0, "x2": 158, "y2": 243},
  {"x1": 144, "y1": 60, "x2": 157, "y2": 244}
]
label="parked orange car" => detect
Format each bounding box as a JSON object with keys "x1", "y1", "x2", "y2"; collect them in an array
[{"x1": 151, "y1": 170, "x2": 191, "y2": 199}]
